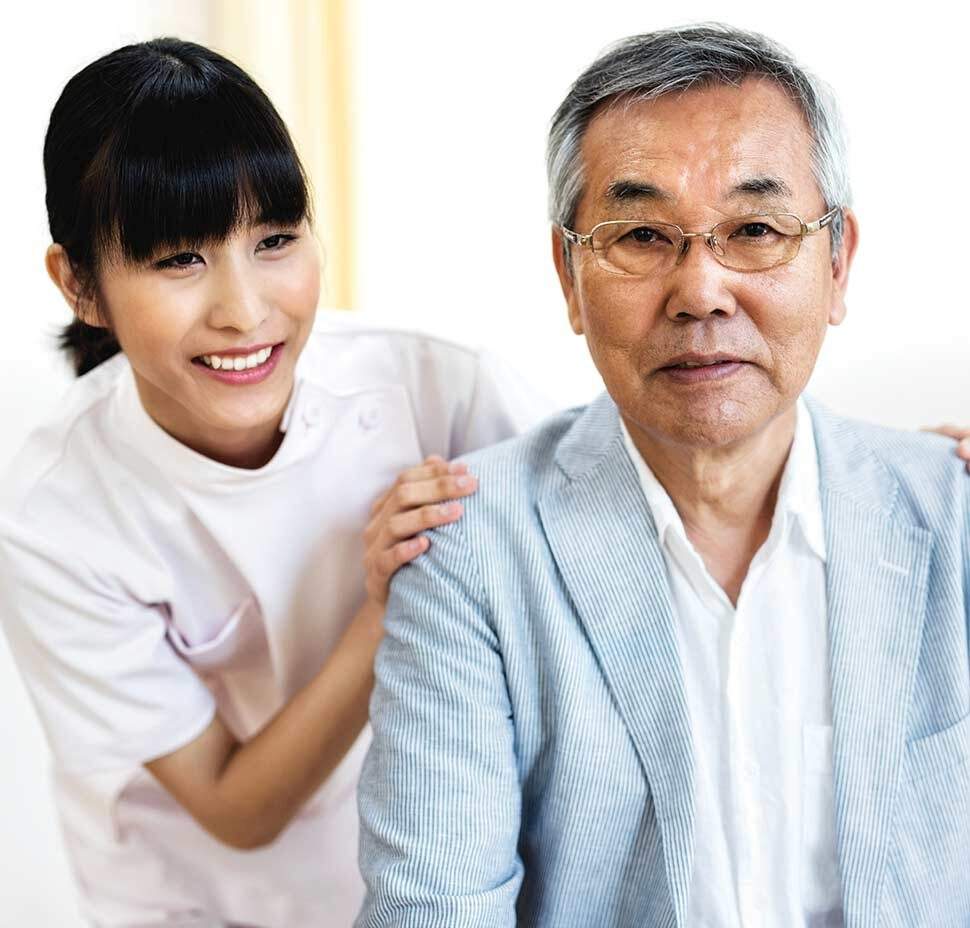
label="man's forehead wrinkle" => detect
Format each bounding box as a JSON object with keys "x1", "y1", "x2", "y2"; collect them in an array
[{"x1": 578, "y1": 81, "x2": 819, "y2": 225}]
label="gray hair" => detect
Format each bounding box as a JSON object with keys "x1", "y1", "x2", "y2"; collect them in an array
[{"x1": 547, "y1": 23, "x2": 851, "y2": 256}]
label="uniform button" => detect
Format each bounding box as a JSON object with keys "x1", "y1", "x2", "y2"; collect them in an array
[
  {"x1": 358, "y1": 405, "x2": 382, "y2": 430},
  {"x1": 303, "y1": 404, "x2": 323, "y2": 426}
]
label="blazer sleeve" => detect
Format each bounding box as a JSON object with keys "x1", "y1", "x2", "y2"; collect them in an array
[{"x1": 356, "y1": 515, "x2": 523, "y2": 928}]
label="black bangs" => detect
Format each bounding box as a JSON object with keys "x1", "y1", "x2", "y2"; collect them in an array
[
  {"x1": 45, "y1": 37, "x2": 312, "y2": 374},
  {"x1": 84, "y1": 47, "x2": 311, "y2": 265}
]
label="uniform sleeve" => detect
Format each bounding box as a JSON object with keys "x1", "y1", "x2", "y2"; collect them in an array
[
  {"x1": 0, "y1": 522, "x2": 216, "y2": 775},
  {"x1": 356, "y1": 517, "x2": 522, "y2": 928},
  {"x1": 450, "y1": 349, "x2": 557, "y2": 457}
]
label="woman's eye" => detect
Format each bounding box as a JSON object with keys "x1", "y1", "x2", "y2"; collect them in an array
[
  {"x1": 156, "y1": 252, "x2": 202, "y2": 270},
  {"x1": 257, "y1": 233, "x2": 298, "y2": 252}
]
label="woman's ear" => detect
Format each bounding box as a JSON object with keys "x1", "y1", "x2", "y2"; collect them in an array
[{"x1": 45, "y1": 244, "x2": 104, "y2": 327}]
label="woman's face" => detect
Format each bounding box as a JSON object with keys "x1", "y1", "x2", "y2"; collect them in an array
[{"x1": 95, "y1": 219, "x2": 320, "y2": 467}]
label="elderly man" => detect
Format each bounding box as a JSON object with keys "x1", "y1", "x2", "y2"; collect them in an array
[{"x1": 356, "y1": 25, "x2": 970, "y2": 928}]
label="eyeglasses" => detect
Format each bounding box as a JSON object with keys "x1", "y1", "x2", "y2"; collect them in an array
[{"x1": 560, "y1": 207, "x2": 841, "y2": 276}]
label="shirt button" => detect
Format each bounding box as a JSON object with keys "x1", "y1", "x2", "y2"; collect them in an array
[
  {"x1": 302, "y1": 404, "x2": 323, "y2": 426},
  {"x1": 358, "y1": 406, "x2": 382, "y2": 430}
]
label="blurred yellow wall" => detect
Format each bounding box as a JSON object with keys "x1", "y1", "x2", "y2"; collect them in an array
[{"x1": 142, "y1": 0, "x2": 355, "y2": 309}]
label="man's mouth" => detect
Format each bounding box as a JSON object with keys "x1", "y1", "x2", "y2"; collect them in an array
[
  {"x1": 658, "y1": 354, "x2": 748, "y2": 383},
  {"x1": 661, "y1": 353, "x2": 745, "y2": 371},
  {"x1": 667, "y1": 359, "x2": 736, "y2": 370}
]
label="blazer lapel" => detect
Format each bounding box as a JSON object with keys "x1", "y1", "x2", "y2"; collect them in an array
[
  {"x1": 537, "y1": 394, "x2": 694, "y2": 926},
  {"x1": 809, "y1": 402, "x2": 933, "y2": 926}
]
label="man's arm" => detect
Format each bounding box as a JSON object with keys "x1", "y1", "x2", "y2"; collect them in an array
[{"x1": 356, "y1": 516, "x2": 523, "y2": 928}]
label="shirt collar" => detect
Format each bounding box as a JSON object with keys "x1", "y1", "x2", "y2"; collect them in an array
[{"x1": 619, "y1": 397, "x2": 826, "y2": 562}]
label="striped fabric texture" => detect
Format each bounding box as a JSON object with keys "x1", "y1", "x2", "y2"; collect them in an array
[{"x1": 356, "y1": 392, "x2": 970, "y2": 928}]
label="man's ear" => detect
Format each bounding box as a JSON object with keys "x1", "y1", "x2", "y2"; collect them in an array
[
  {"x1": 828, "y1": 208, "x2": 859, "y2": 327},
  {"x1": 45, "y1": 244, "x2": 104, "y2": 327},
  {"x1": 551, "y1": 227, "x2": 584, "y2": 335}
]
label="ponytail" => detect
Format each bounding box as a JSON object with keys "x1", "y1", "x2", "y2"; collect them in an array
[{"x1": 58, "y1": 319, "x2": 121, "y2": 377}]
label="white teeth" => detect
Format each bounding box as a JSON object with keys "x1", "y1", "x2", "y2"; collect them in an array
[{"x1": 200, "y1": 347, "x2": 274, "y2": 371}]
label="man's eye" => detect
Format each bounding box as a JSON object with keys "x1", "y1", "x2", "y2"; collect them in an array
[
  {"x1": 735, "y1": 222, "x2": 772, "y2": 238},
  {"x1": 626, "y1": 226, "x2": 669, "y2": 245},
  {"x1": 156, "y1": 252, "x2": 202, "y2": 270},
  {"x1": 257, "y1": 233, "x2": 298, "y2": 252}
]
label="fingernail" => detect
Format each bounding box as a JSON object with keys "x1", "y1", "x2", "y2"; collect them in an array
[
  {"x1": 456, "y1": 475, "x2": 472, "y2": 489},
  {"x1": 448, "y1": 461, "x2": 466, "y2": 474},
  {"x1": 438, "y1": 503, "x2": 455, "y2": 515}
]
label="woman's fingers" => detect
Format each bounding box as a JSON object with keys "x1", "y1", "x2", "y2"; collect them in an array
[
  {"x1": 923, "y1": 424, "x2": 970, "y2": 441},
  {"x1": 389, "y1": 472, "x2": 478, "y2": 513},
  {"x1": 362, "y1": 456, "x2": 478, "y2": 604},
  {"x1": 921, "y1": 425, "x2": 970, "y2": 474},
  {"x1": 386, "y1": 500, "x2": 465, "y2": 541},
  {"x1": 959, "y1": 437, "x2": 970, "y2": 473},
  {"x1": 368, "y1": 456, "x2": 465, "y2": 515},
  {"x1": 364, "y1": 536, "x2": 430, "y2": 604}
]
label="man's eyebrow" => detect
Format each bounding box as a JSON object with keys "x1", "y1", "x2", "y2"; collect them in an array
[
  {"x1": 730, "y1": 176, "x2": 794, "y2": 199},
  {"x1": 605, "y1": 180, "x2": 674, "y2": 203}
]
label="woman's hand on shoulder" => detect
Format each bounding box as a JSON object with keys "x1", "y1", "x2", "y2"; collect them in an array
[
  {"x1": 363, "y1": 455, "x2": 479, "y2": 606},
  {"x1": 924, "y1": 424, "x2": 970, "y2": 474}
]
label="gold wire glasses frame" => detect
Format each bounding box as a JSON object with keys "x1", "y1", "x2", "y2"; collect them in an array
[{"x1": 560, "y1": 206, "x2": 841, "y2": 276}]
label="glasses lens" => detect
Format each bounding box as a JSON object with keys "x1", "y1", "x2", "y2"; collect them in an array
[
  {"x1": 714, "y1": 214, "x2": 803, "y2": 270},
  {"x1": 592, "y1": 221, "x2": 682, "y2": 276}
]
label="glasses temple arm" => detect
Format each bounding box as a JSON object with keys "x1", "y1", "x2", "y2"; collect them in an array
[
  {"x1": 559, "y1": 226, "x2": 591, "y2": 247},
  {"x1": 803, "y1": 206, "x2": 842, "y2": 234}
]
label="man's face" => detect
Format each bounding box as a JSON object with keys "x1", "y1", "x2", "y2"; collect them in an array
[{"x1": 554, "y1": 78, "x2": 857, "y2": 450}]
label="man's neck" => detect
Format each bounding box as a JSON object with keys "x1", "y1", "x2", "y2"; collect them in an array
[{"x1": 624, "y1": 405, "x2": 798, "y2": 605}]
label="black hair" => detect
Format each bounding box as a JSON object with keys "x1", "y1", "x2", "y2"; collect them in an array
[{"x1": 44, "y1": 37, "x2": 312, "y2": 376}]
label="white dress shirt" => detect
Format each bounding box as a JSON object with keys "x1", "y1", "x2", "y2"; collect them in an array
[{"x1": 620, "y1": 399, "x2": 844, "y2": 927}]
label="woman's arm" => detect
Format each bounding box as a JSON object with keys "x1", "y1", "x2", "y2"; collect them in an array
[{"x1": 146, "y1": 455, "x2": 478, "y2": 850}]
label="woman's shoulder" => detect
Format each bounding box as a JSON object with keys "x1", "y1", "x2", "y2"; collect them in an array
[
  {"x1": 1, "y1": 354, "x2": 131, "y2": 526},
  {"x1": 297, "y1": 310, "x2": 484, "y2": 396}
]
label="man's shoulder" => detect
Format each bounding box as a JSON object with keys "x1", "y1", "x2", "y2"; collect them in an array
[
  {"x1": 458, "y1": 404, "x2": 588, "y2": 484},
  {"x1": 808, "y1": 400, "x2": 968, "y2": 530}
]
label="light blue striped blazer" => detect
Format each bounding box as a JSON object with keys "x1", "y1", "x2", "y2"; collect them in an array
[{"x1": 356, "y1": 393, "x2": 970, "y2": 928}]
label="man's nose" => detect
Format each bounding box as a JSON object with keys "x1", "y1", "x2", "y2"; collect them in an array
[
  {"x1": 662, "y1": 236, "x2": 738, "y2": 322},
  {"x1": 205, "y1": 264, "x2": 270, "y2": 333}
]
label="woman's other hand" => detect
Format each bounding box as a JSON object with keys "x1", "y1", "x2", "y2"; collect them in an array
[
  {"x1": 924, "y1": 424, "x2": 970, "y2": 474},
  {"x1": 363, "y1": 455, "x2": 479, "y2": 606}
]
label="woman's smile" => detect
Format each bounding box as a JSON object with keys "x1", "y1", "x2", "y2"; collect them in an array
[{"x1": 193, "y1": 341, "x2": 286, "y2": 384}]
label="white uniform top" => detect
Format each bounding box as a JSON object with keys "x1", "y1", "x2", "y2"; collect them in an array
[
  {"x1": 0, "y1": 313, "x2": 551, "y2": 928},
  {"x1": 620, "y1": 400, "x2": 842, "y2": 927}
]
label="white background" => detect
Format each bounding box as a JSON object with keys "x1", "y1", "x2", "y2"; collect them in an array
[{"x1": 2, "y1": 1, "x2": 968, "y2": 922}]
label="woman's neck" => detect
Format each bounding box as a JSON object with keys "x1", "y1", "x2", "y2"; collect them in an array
[{"x1": 133, "y1": 374, "x2": 287, "y2": 470}]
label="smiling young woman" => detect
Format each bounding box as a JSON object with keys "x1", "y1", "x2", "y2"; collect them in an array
[{"x1": 0, "y1": 38, "x2": 548, "y2": 927}]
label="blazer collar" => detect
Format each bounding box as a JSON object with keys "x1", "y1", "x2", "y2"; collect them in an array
[
  {"x1": 806, "y1": 397, "x2": 933, "y2": 926},
  {"x1": 540, "y1": 392, "x2": 695, "y2": 926},
  {"x1": 543, "y1": 392, "x2": 933, "y2": 927}
]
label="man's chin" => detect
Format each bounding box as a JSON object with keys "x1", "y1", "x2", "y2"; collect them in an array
[{"x1": 621, "y1": 389, "x2": 786, "y2": 452}]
